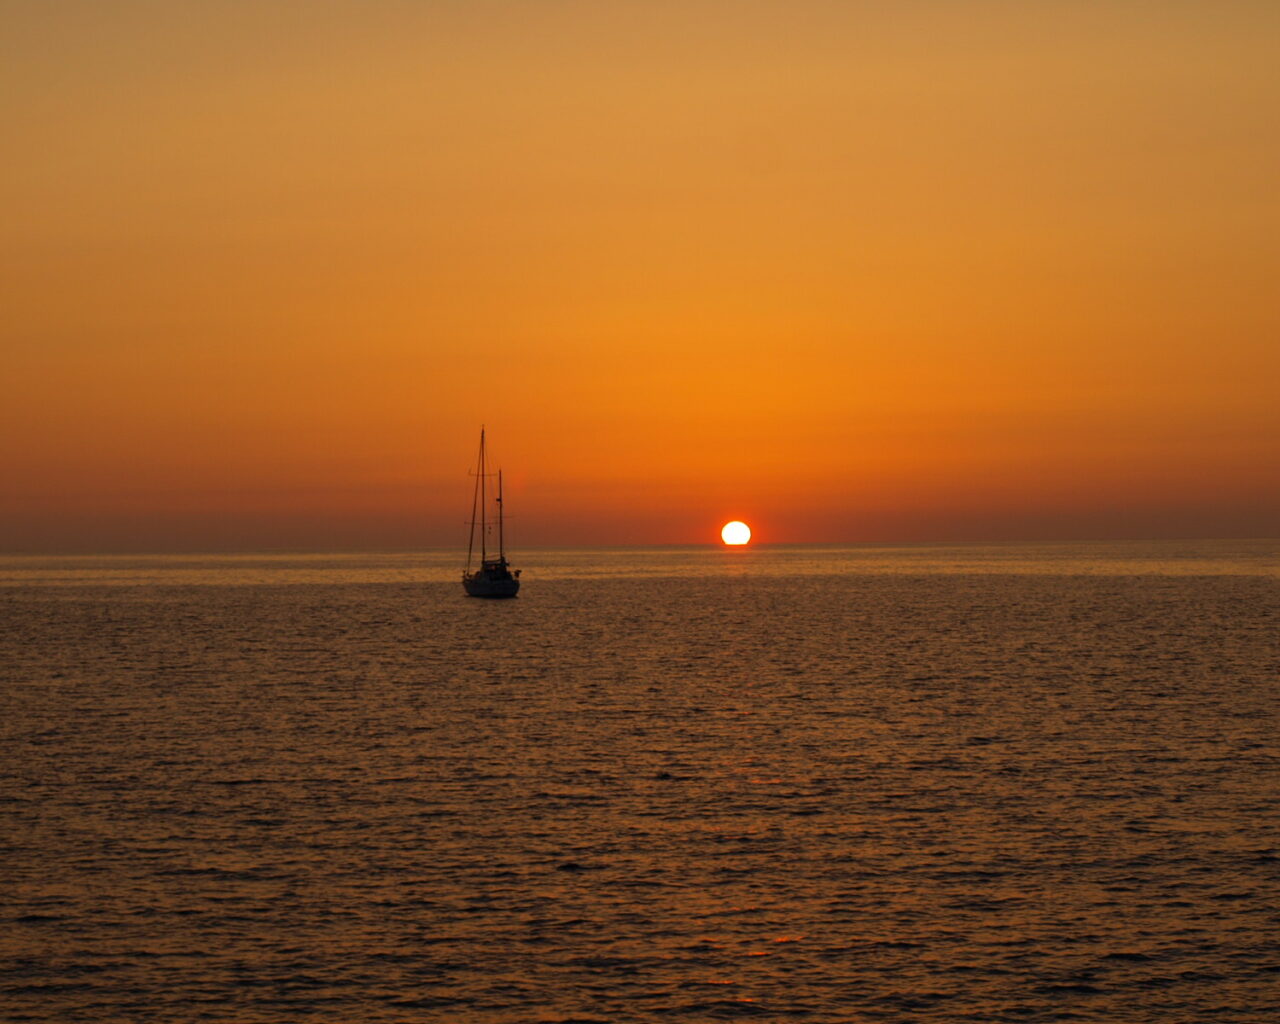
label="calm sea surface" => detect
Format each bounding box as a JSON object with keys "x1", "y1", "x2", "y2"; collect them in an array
[{"x1": 2, "y1": 542, "x2": 1278, "y2": 1022}]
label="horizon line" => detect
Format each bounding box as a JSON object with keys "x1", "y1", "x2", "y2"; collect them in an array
[{"x1": 2, "y1": 536, "x2": 1277, "y2": 559}]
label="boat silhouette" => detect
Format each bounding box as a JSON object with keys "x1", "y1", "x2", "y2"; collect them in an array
[{"x1": 462, "y1": 428, "x2": 521, "y2": 598}]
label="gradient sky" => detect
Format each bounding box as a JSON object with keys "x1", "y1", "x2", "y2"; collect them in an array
[{"x1": 3, "y1": 1, "x2": 1277, "y2": 551}]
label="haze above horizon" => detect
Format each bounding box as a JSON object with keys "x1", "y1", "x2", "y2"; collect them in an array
[{"x1": 3, "y1": 1, "x2": 1277, "y2": 553}]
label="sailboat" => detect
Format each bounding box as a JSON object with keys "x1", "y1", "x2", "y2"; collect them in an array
[{"x1": 462, "y1": 429, "x2": 521, "y2": 598}]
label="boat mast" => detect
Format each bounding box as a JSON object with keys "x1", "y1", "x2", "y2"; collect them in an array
[
  {"x1": 466, "y1": 430, "x2": 482, "y2": 573},
  {"x1": 497, "y1": 469, "x2": 505, "y2": 563},
  {"x1": 478, "y1": 428, "x2": 487, "y2": 563}
]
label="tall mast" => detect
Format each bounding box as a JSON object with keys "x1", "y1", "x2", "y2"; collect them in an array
[
  {"x1": 497, "y1": 469, "x2": 505, "y2": 561},
  {"x1": 466, "y1": 431, "x2": 481, "y2": 572}
]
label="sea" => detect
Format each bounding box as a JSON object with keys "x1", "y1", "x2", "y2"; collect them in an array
[{"x1": 2, "y1": 541, "x2": 1278, "y2": 1023}]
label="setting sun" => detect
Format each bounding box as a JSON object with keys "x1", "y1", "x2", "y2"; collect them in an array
[{"x1": 721, "y1": 521, "x2": 752, "y2": 546}]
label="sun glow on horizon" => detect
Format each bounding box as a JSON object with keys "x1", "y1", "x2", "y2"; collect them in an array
[
  {"x1": 2, "y1": 4, "x2": 1277, "y2": 552},
  {"x1": 721, "y1": 521, "x2": 752, "y2": 546}
]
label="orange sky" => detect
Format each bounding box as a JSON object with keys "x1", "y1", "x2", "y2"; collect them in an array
[{"x1": 3, "y1": 1, "x2": 1277, "y2": 551}]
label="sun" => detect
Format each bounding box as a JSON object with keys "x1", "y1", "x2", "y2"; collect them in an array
[{"x1": 721, "y1": 520, "x2": 751, "y2": 546}]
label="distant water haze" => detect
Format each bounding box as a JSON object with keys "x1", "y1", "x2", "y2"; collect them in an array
[{"x1": 2, "y1": 540, "x2": 1278, "y2": 586}]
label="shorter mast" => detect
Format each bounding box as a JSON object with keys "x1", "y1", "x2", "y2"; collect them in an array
[
  {"x1": 497, "y1": 469, "x2": 505, "y2": 562},
  {"x1": 478, "y1": 428, "x2": 487, "y2": 563}
]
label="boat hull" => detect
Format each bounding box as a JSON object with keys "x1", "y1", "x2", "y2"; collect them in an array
[{"x1": 463, "y1": 574, "x2": 520, "y2": 598}]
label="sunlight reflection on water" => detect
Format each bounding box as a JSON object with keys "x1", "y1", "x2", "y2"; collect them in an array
[{"x1": 2, "y1": 544, "x2": 1278, "y2": 1021}]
